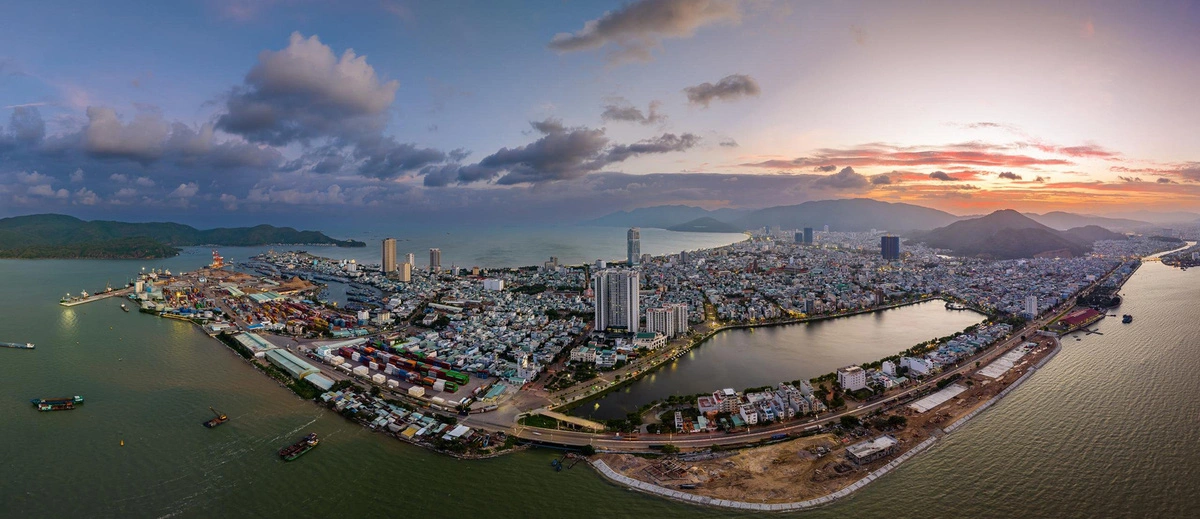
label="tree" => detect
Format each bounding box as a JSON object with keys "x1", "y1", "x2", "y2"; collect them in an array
[
  {"x1": 887, "y1": 415, "x2": 908, "y2": 428},
  {"x1": 840, "y1": 415, "x2": 861, "y2": 428},
  {"x1": 580, "y1": 444, "x2": 596, "y2": 456},
  {"x1": 661, "y1": 444, "x2": 680, "y2": 454}
]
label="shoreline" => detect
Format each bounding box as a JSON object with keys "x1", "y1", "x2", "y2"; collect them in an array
[{"x1": 589, "y1": 335, "x2": 1065, "y2": 512}]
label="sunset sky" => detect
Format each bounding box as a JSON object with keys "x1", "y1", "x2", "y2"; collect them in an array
[{"x1": 2, "y1": 0, "x2": 1199, "y2": 225}]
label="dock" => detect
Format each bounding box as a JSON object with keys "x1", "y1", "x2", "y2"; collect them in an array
[{"x1": 59, "y1": 287, "x2": 133, "y2": 307}]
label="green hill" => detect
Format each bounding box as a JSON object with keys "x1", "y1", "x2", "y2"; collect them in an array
[{"x1": 0, "y1": 214, "x2": 365, "y2": 259}]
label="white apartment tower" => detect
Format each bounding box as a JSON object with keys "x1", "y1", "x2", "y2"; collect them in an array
[
  {"x1": 1025, "y1": 295, "x2": 1038, "y2": 318},
  {"x1": 594, "y1": 269, "x2": 640, "y2": 333}
]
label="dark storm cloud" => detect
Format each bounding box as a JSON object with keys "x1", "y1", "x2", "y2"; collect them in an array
[
  {"x1": 548, "y1": 0, "x2": 739, "y2": 63},
  {"x1": 683, "y1": 74, "x2": 760, "y2": 107}
]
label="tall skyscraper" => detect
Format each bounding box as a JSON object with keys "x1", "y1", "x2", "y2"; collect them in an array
[
  {"x1": 381, "y1": 238, "x2": 397, "y2": 273},
  {"x1": 1025, "y1": 295, "x2": 1038, "y2": 318},
  {"x1": 405, "y1": 253, "x2": 416, "y2": 266},
  {"x1": 398, "y1": 262, "x2": 412, "y2": 282},
  {"x1": 594, "y1": 269, "x2": 640, "y2": 333},
  {"x1": 627, "y1": 227, "x2": 641, "y2": 266},
  {"x1": 881, "y1": 236, "x2": 900, "y2": 260},
  {"x1": 429, "y1": 248, "x2": 441, "y2": 271},
  {"x1": 803, "y1": 227, "x2": 814, "y2": 244}
]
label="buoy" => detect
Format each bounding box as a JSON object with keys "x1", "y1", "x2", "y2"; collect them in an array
[{"x1": 120, "y1": 440, "x2": 125, "y2": 446}]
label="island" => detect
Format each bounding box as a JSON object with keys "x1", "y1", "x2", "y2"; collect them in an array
[{"x1": 0, "y1": 214, "x2": 365, "y2": 259}]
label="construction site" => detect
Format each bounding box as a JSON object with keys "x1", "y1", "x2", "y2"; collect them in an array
[{"x1": 596, "y1": 334, "x2": 1061, "y2": 506}]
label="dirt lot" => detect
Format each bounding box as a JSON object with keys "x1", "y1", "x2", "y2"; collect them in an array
[{"x1": 598, "y1": 336, "x2": 1058, "y2": 504}]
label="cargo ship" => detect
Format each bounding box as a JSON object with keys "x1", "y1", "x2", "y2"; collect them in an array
[
  {"x1": 203, "y1": 407, "x2": 229, "y2": 428},
  {"x1": 31, "y1": 396, "x2": 84, "y2": 412},
  {"x1": 279, "y1": 432, "x2": 319, "y2": 461},
  {"x1": 1, "y1": 341, "x2": 36, "y2": 350}
]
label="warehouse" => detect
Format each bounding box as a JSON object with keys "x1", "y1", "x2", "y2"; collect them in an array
[{"x1": 265, "y1": 348, "x2": 320, "y2": 379}]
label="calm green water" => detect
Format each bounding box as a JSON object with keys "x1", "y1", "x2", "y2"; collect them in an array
[
  {"x1": 2, "y1": 255, "x2": 1196, "y2": 518},
  {"x1": 575, "y1": 302, "x2": 986, "y2": 420}
]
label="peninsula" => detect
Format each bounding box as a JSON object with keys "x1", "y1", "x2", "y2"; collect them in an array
[{"x1": 0, "y1": 214, "x2": 365, "y2": 259}]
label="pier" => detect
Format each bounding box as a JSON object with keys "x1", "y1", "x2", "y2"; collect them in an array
[{"x1": 59, "y1": 287, "x2": 132, "y2": 307}]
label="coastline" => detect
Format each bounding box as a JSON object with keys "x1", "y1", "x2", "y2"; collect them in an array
[{"x1": 588, "y1": 335, "x2": 1065, "y2": 512}]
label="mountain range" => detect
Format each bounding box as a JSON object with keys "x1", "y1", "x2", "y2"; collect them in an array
[
  {"x1": 911, "y1": 210, "x2": 1126, "y2": 259},
  {"x1": 589, "y1": 199, "x2": 1168, "y2": 233},
  {"x1": 0, "y1": 214, "x2": 365, "y2": 259}
]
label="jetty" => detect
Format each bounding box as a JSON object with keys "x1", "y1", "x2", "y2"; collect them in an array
[{"x1": 59, "y1": 287, "x2": 133, "y2": 307}]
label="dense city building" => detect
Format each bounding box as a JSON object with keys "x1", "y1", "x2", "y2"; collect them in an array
[
  {"x1": 627, "y1": 228, "x2": 641, "y2": 266},
  {"x1": 382, "y1": 238, "x2": 397, "y2": 274},
  {"x1": 429, "y1": 248, "x2": 441, "y2": 272},
  {"x1": 595, "y1": 269, "x2": 640, "y2": 333},
  {"x1": 881, "y1": 236, "x2": 901, "y2": 261},
  {"x1": 803, "y1": 227, "x2": 814, "y2": 245}
]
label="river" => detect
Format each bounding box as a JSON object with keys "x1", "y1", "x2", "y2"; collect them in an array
[
  {"x1": 572, "y1": 301, "x2": 987, "y2": 420},
  {"x1": 2, "y1": 254, "x2": 1196, "y2": 518}
]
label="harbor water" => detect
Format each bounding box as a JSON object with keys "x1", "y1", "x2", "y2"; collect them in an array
[{"x1": 1, "y1": 250, "x2": 1197, "y2": 518}]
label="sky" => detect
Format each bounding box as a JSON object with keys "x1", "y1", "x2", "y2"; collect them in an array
[{"x1": 1, "y1": 0, "x2": 1199, "y2": 227}]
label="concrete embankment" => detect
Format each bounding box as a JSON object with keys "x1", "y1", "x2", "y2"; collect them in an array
[
  {"x1": 943, "y1": 338, "x2": 1060, "y2": 434},
  {"x1": 592, "y1": 435, "x2": 941, "y2": 512}
]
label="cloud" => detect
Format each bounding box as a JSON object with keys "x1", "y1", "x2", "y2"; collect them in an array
[
  {"x1": 600, "y1": 98, "x2": 665, "y2": 125},
  {"x1": 217, "y1": 32, "x2": 398, "y2": 146},
  {"x1": 1157, "y1": 177, "x2": 1175, "y2": 184},
  {"x1": 997, "y1": 171, "x2": 1022, "y2": 180},
  {"x1": 745, "y1": 142, "x2": 1074, "y2": 170},
  {"x1": 420, "y1": 120, "x2": 700, "y2": 187},
  {"x1": 69, "y1": 169, "x2": 85, "y2": 183},
  {"x1": 813, "y1": 166, "x2": 869, "y2": 189},
  {"x1": 718, "y1": 138, "x2": 738, "y2": 148},
  {"x1": 1118, "y1": 176, "x2": 1143, "y2": 183},
  {"x1": 168, "y1": 182, "x2": 199, "y2": 198},
  {"x1": 870, "y1": 174, "x2": 893, "y2": 185},
  {"x1": 814, "y1": 165, "x2": 837, "y2": 172},
  {"x1": 74, "y1": 187, "x2": 99, "y2": 205},
  {"x1": 929, "y1": 171, "x2": 953, "y2": 181},
  {"x1": 28, "y1": 184, "x2": 69, "y2": 198},
  {"x1": 684, "y1": 74, "x2": 760, "y2": 107},
  {"x1": 1024, "y1": 142, "x2": 1117, "y2": 158},
  {"x1": 9, "y1": 106, "x2": 46, "y2": 143},
  {"x1": 548, "y1": 0, "x2": 739, "y2": 63}
]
